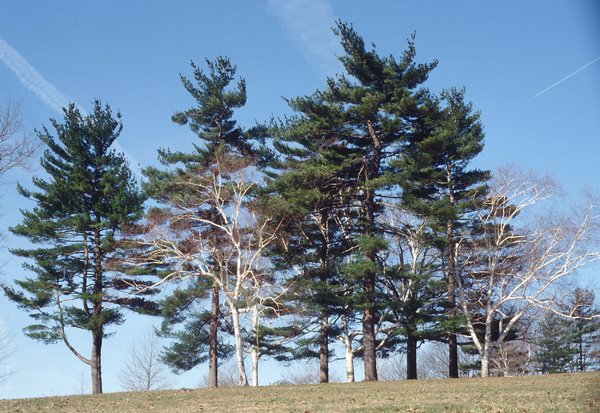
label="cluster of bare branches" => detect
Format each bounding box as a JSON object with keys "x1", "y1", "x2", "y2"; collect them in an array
[
  {"x1": 132, "y1": 158, "x2": 283, "y2": 386},
  {"x1": 119, "y1": 331, "x2": 172, "y2": 392},
  {"x1": 0, "y1": 103, "x2": 38, "y2": 176},
  {"x1": 456, "y1": 168, "x2": 600, "y2": 376}
]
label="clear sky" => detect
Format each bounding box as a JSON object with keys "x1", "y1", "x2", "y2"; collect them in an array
[{"x1": 0, "y1": 0, "x2": 599, "y2": 399}]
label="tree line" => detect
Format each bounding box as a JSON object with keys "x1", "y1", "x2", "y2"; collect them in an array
[{"x1": 2, "y1": 22, "x2": 599, "y2": 394}]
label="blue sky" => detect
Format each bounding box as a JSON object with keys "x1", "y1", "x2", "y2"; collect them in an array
[{"x1": 0, "y1": 0, "x2": 599, "y2": 398}]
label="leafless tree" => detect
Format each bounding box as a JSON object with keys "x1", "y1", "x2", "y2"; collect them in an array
[
  {"x1": 378, "y1": 355, "x2": 407, "y2": 381},
  {"x1": 199, "y1": 361, "x2": 239, "y2": 388},
  {"x1": 0, "y1": 103, "x2": 38, "y2": 176},
  {"x1": 456, "y1": 168, "x2": 600, "y2": 377},
  {"x1": 0, "y1": 319, "x2": 15, "y2": 385},
  {"x1": 277, "y1": 361, "x2": 341, "y2": 385},
  {"x1": 137, "y1": 157, "x2": 281, "y2": 386},
  {"x1": 119, "y1": 331, "x2": 172, "y2": 392}
]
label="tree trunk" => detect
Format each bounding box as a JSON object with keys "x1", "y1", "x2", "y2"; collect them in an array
[
  {"x1": 362, "y1": 273, "x2": 378, "y2": 381},
  {"x1": 362, "y1": 123, "x2": 380, "y2": 382},
  {"x1": 446, "y1": 165, "x2": 459, "y2": 379},
  {"x1": 448, "y1": 331, "x2": 458, "y2": 378},
  {"x1": 319, "y1": 308, "x2": 329, "y2": 383},
  {"x1": 345, "y1": 340, "x2": 355, "y2": 383},
  {"x1": 447, "y1": 228, "x2": 459, "y2": 378},
  {"x1": 228, "y1": 302, "x2": 249, "y2": 386},
  {"x1": 208, "y1": 286, "x2": 219, "y2": 388},
  {"x1": 91, "y1": 228, "x2": 104, "y2": 394},
  {"x1": 251, "y1": 305, "x2": 259, "y2": 387},
  {"x1": 481, "y1": 351, "x2": 490, "y2": 378},
  {"x1": 91, "y1": 329, "x2": 103, "y2": 394},
  {"x1": 342, "y1": 314, "x2": 355, "y2": 383},
  {"x1": 406, "y1": 332, "x2": 418, "y2": 380},
  {"x1": 251, "y1": 349, "x2": 259, "y2": 387}
]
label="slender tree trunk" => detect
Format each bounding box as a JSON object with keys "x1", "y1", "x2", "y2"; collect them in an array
[
  {"x1": 362, "y1": 190, "x2": 378, "y2": 381},
  {"x1": 481, "y1": 351, "x2": 490, "y2": 378},
  {"x1": 406, "y1": 331, "x2": 418, "y2": 380},
  {"x1": 362, "y1": 271, "x2": 378, "y2": 381},
  {"x1": 319, "y1": 307, "x2": 329, "y2": 383},
  {"x1": 91, "y1": 228, "x2": 104, "y2": 394},
  {"x1": 362, "y1": 122, "x2": 380, "y2": 382},
  {"x1": 91, "y1": 329, "x2": 103, "y2": 394},
  {"x1": 208, "y1": 286, "x2": 219, "y2": 388},
  {"x1": 447, "y1": 223, "x2": 459, "y2": 377},
  {"x1": 228, "y1": 302, "x2": 249, "y2": 386},
  {"x1": 344, "y1": 340, "x2": 355, "y2": 383},
  {"x1": 342, "y1": 314, "x2": 355, "y2": 383},
  {"x1": 251, "y1": 305, "x2": 259, "y2": 387},
  {"x1": 251, "y1": 350, "x2": 259, "y2": 387}
]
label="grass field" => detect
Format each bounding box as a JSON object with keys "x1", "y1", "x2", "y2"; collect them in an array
[{"x1": 1, "y1": 372, "x2": 599, "y2": 413}]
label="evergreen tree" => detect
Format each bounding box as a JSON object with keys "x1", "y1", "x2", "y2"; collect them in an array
[
  {"x1": 567, "y1": 288, "x2": 600, "y2": 371},
  {"x1": 264, "y1": 129, "x2": 351, "y2": 382},
  {"x1": 396, "y1": 88, "x2": 490, "y2": 377},
  {"x1": 270, "y1": 21, "x2": 436, "y2": 380},
  {"x1": 537, "y1": 312, "x2": 576, "y2": 373},
  {"x1": 3, "y1": 102, "x2": 154, "y2": 394}
]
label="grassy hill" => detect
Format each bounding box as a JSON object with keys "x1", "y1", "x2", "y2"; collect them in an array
[{"x1": 1, "y1": 372, "x2": 599, "y2": 413}]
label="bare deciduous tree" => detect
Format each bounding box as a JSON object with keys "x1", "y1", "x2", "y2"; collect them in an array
[
  {"x1": 138, "y1": 158, "x2": 280, "y2": 386},
  {"x1": 456, "y1": 168, "x2": 600, "y2": 377},
  {"x1": 119, "y1": 331, "x2": 172, "y2": 392},
  {"x1": 0, "y1": 103, "x2": 38, "y2": 176},
  {"x1": 0, "y1": 318, "x2": 15, "y2": 385}
]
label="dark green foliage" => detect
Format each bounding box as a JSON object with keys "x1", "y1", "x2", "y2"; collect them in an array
[
  {"x1": 267, "y1": 20, "x2": 440, "y2": 381},
  {"x1": 536, "y1": 289, "x2": 600, "y2": 373},
  {"x1": 158, "y1": 280, "x2": 233, "y2": 373},
  {"x1": 395, "y1": 87, "x2": 490, "y2": 377},
  {"x1": 537, "y1": 312, "x2": 577, "y2": 374},
  {"x1": 3, "y1": 101, "x2": 153, "y2": 393}
]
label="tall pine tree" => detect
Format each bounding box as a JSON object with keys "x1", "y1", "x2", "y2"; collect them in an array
[
  {"x1": 396, "y1": 88, "x2": 489, "y2": 377},
  {"x1": 271, "y1": 21, "x2": 436, "y2": 380},
  {"x1": 3, "y1": 102, "x2": 154, "y2": 394}
]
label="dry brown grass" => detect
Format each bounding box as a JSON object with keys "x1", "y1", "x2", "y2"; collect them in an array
[{"x1": 1, "y1": 372, "x2": 598, "y2": 413}]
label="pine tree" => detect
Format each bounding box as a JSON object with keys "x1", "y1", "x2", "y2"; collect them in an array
[
  {"x1": 567, "y1": 288, "x2": 600, "y2": 371},
  {"x1": 396, "y1": 88, "x2": 490, "y2": 377},
  {"x1": 270, "y1": 21, "x2": 436, "y2": 380},
  {"x1": 537, "y1": 312, "x2": 576, "y2": 373},
  {"x1": 3, "y1": 102, "x2": 154, "y2": 394}
]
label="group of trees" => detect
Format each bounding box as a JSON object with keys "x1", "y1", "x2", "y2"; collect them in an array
[{"x1": 2, "y1": 22, "x2": 599, "y2": 394}]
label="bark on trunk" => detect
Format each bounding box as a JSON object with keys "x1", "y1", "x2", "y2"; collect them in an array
[
  {"x1": 362, "y1": 120, "x2": 380, "y2": 382},
  {"x1": 445, "y1": 165, "x2": 460, "y2": 379},
  {"x1": 91, "y1": 330, "x2": 103, "y2": 394},
  {"x1": 208, "y1": 286, "x2": 219, "y2": 388},
  {"x1": 406, "y1": 333, "x2": 418, "y2": 380},
  {"x1": 251, "y1": 349, "x2": 259, "y2": 387},
  {"x1": 319, "y1": 308, "x2": 329, "y2": 383},
  {"x1": 345, "y1": 341, "x2": 355, "y2": 383},
  {"x1": 228, "y1": 303, "x2": 249, "y2": 386},
  {"x1": 91, "y1": 228, "x2": 104, "y2": 394},
  {"x1": 447, "y1": 222, "x2": 459, "y2": 378},
  {"x1": 481, "y1": 352, "x2": 490, "y2": 378},
  {"x1": 362, "y1": 272, "x2": 378, "y2": 381}
]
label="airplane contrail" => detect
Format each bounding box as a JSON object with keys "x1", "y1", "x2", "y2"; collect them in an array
[
  {"x1": 0, "y1": 36, "x2": 142, "y2": 176},
  {"x1": 534, "y1": 56, "x2": 600, "y2": 98}
]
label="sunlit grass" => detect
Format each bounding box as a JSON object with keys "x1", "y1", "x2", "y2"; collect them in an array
[{"x1": 1, "y1": 372, "x2": 598, "y2": 413}]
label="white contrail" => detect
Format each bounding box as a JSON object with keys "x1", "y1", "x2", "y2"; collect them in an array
[
  {"x1": 0, "y1": 36, "x2": 142, "y2": 176},
  {"x1": 0, "y1": 37, "x2": 72, "y2": 113},
  {"x1": 534, "y1": 56, "x2": 600, "y2": 98},
  {"x1": 267, "y1": 0, "x2": 342, "y2": 78}
]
